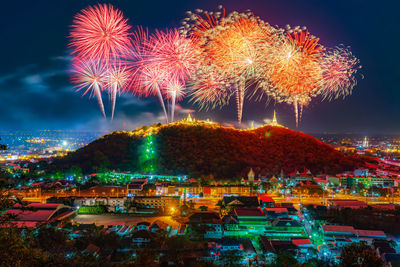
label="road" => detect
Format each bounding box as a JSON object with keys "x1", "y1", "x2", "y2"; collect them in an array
[{"x1": 73, "y1": 214, "x2": 180, "y2": 227}]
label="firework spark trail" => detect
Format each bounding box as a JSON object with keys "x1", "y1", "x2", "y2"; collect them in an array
[
  {"x1": 71, "y1": 59, "x2": 107, "y2": 118},
  {"x1": 147, "y1": 28, "x2": 198, "y2": 122},
  {"x1": 106, "y1": 63, "x2": 129, "y2": 120},
  {"x1": 69, "y1": 3, "x2": 132, "y2": 63},
  {"x1": 143, "y1": 67, "x2": 170, "y2": 123},
  {"x1": 167, "y1": 81, "x2": 185, "y2": 122},
  {"x1": 122, "y1": 27, "x2": 170, "y2": 123},
  {"x1": 320, "y1": 46, "x2": 361, "y2": 100}
]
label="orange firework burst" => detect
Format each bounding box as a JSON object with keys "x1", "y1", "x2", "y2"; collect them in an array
[
  {"x1": 189, "y1": 69, "x2": 231, "y2": 110},
  {"x1": 183, "y1": 8, "x2": 280, "y2": 123},
  {"x1": 265, "y1": 27, "x2": 324, "y2": 126}
]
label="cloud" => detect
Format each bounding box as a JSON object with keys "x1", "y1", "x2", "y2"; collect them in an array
[
  {"x1": 175, "y1": 104, "x2": 195, "y2": 115},
  {"x1": 71, "y1": 111, "x2": 167, "y2": 132},
  {"x1": 0, "y1": 55, "x2": 156, "y2": 130}
]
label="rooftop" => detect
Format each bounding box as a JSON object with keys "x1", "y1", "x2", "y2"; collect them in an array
[
  {"x1": 234, "y1": 208, "x2": 265, "y2": 217},
  {"x1": 321, "y1": 225, "x2": 356, "y2": 234},
  {"x1": 223, "y1": 196, "x2": 259, "y2": 207},
  {"x1": 291, "y1": 238, "x2": 312, "y2": 246},
  {"x1": 356, "y1": 229, "x2": 386, "y2": 237}
]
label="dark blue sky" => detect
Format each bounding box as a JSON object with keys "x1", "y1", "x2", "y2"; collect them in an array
[{"x1": 1, "y1": 0, "x2": 399, "y2": 134}]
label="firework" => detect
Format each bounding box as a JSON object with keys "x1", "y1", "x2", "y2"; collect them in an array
[
  {"x1": 124, "y1": 27, "x2": 169, "y2": 123},
  {"x1": 166, "y1": 81, "x2": 185, "y2": 122},
  {"x1": 106, "y1": 62, "x2": 130, "y2": 120},
  {"x1": 146, "y1": 28, "x2": 198, "y2": 121},
  {"x1": 69, "y1": 3, "x2": 131, "y2": 62},
  {"x1": 71, "y1": 59, "x2": 107, "y2": 118},
  {"x1": 189, "y1": 68, "x2": 231, "y2": 110},
  {"x1": 265, "y1": 28, "x2": 324, "y2": 126},
  {"x1": 138, "y1": 65, "x2": 170, "y2": 123},
  {"x1": 183, "y1": 8, "x2": 279, "y2": 123},
  {"x1": 320, "y1": 46, "x2": 361, "y2": 100}
]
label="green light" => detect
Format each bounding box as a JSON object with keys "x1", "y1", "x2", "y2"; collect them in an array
[{"x1": 140, "y1": 134, "x2": 157, "y2": 173}]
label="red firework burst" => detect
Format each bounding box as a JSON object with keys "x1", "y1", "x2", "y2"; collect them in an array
[{"x1": 69, "y1": 3, "x2": 131, "y2": 62}]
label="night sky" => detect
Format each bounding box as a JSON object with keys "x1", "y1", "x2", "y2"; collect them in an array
[{"x1": 1, "y1": 0, "x2": 399, "y2": 134}]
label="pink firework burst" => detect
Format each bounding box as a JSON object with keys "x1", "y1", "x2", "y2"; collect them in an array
[
  {"x1": 149, "y1": 28, "x2": 198, "y2": 84},
  {"x1": 147, "y1": 28, "x2": 198, "y2": 121},
  {"x1": 69, "y1": 3, "x2": 131, "y2": 62},
  {"x1": 321, "y1": 46, "x2": 361, "y2": 100}
]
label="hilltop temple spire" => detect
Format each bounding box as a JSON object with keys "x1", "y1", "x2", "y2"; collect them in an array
[{"x1": 271, "y1": 110, "x2": 279, "y2": 126}]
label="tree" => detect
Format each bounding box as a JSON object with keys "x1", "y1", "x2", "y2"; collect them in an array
[
  {"x1": 36, "y1": 225, "x2": 68, "y2": 254},
  {"x1": 199, "y1": 205, "x2": 208, "y2": 211},
  {"x1": 0, "y1": 139, "x2": 10, "y2": 184},
  {"x1": 0, "y1": 227, "x2": 48, "y2": 266},
  {"x1": 0, "y1": 137, "x2": 6, "y2": 151},
  {"x1": 187, "y1": 200, "x2": 195, "y2": 210},
  {"x1": 222, "y1": 250, "x2": 244, "y2": 267},
  {"x1": 135, "y1": 248, "x2": 157, "y2": 266},
  {"x1": 274, "y1": 252, "x2": 299, "y2": 267},
  {"x1": 340, "y1": 242, "x2": 384, "y2": 267}
]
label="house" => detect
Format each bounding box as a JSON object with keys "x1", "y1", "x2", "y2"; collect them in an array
[
  {"x1": 241, "y1": 238, "x2": 257, "y2": 262},
  {"x1": 188, "y1": 211, "x2": 222, "y2": 239},
  {"x1": 177, "y1": 224, "x2": 186, "y2": 236},
  {"x1": 259, "y1": 236, "x2": 298, "y2": 264},
  {"x1": 327, "y1": 199, "x2": 368, "y2": 209},
  {"x1": 275, "y1": 203, "x2": 298, "y2": 215},
  {"x1": 266, "y1": 218, "x2": 306, "y2": 239},
  {"x1": 221, "y1": 196, "x2": 259, "y2": 215},
  {"x1": 84, "y1": 244, "x2": 101, "y2": 257},
  {"x1": 132, "y1": 230, "x2": 154, "y2": 248},
  {"x1": 234, "y1": 208, "x2": 270, "y2": 234},
  {"x1": 373, "y1": 239, "x2": 396, "y2": 256},
  {"x1": 126, "y1": 179, "x2": 147, "y2": 196},
  {"x1": 321, "y1": 225, "x2": 357, "y2": 243},
  {"x1": 259, "y1": 196, "x2": 275, "y2": 208},
  {"x1": 132, "y1": 196, "x2": 179, "y2": 211},
  {"x1": 149, "y1": 220, "x2": 170, "y2": 233},
  {"x1": 264, "y1": 208, "x2": 289, "y2": 219},
  {"x1": 135, "y1": 222, "x2": 150, "y2": 231},
  {"x1": 356, "y1": 230, "x2": 387, "y2": 240},
  {"x1": 217, "y1": 237, "x2": 242, "y2": 251},
  {"x1": 292, "y1": 238, "x2": 314, "y2": 262},
  {"x1": 222, "y1": 215, "x2": 248, "y2": 236},
  {"x1": 73, "y1": 197, "x2": 127, "y2": 212},
  {"x1": 292, "y1": 238, "x2": 313, "y2": 253},
  {"x1": 1, "y1": 203, "x2": 75, "y2": 228}
]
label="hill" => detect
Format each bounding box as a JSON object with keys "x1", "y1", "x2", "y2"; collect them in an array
[{"x1": 53, "y1": 119, "x2": 365, "y2": 180}]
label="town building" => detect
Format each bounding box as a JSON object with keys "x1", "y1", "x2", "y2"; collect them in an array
[
  {"x1": 132, "y1": 196, "x2": 180, "y2": 211},
  {"x1": 327, "y1": 199, "x2": 368, "y2": 209},
  {"x1": 234, "y1": 208, "x2": 270, "y2": 234},
  {"x1": 2, "y1": 203, "x2": 75, "y2": 227},
  {"x1": 188, "y1": 211, "x2": 223, "y2": 239}
]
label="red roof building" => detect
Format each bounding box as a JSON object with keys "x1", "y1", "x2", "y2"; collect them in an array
[{"x1": 2, "y1": 203, "x2": 75, "y2": 228}]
